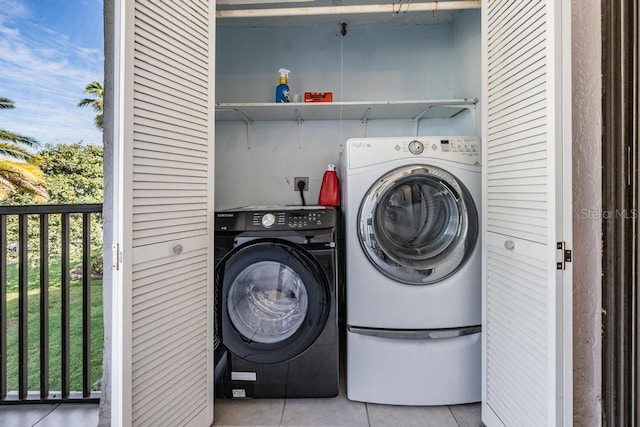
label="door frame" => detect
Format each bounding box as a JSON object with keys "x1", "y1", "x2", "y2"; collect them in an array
[{"x1": 601, "y1": 0, "x2": 639, "y2": 425}]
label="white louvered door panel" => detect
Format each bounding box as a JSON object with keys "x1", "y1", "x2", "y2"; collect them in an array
[
  {"x1": 114, "y1": 0, "x2": 215, "y2": 426},
  {"x1": 482, "y1": 0, "x2": 572, "y2": 426}
]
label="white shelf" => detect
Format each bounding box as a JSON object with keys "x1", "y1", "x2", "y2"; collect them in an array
[{"x1": 215, "y1": 99, "x2": 477, "y2": 123}]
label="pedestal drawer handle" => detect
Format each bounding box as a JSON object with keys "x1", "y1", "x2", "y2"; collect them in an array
[
  {"x1": 504, "y1": 240, "x2": 515, "y2": 250},
  {"x1": 173, "y1": 244, "x2": 183, "y2": 255}
]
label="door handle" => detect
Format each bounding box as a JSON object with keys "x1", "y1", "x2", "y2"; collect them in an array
[{"x1": 504, "y1": 240, "x2": 515, "y2": 250}]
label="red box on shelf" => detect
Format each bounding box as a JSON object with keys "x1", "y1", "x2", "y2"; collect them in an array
[{"x1": 304, "y1": 92, "x2": 333, "y2": 102}]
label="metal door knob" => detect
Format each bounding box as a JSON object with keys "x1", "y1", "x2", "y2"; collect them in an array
[{"x1": 504, "y1": 240, "x2": 515, "y2": 250}]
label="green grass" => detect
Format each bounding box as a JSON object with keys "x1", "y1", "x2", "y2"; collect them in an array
[{"x1": 4, "y1": 254, "x2": 104, "y2": 392}]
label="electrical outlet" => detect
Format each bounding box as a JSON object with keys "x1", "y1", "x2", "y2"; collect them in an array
[{"x1": 294, "y1": 177, "x2": 309, "y2": 192}]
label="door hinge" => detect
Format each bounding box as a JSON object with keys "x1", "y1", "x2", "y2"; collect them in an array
[
  {"x1": 112, "y1": 243, "x2": 122, "y2": 270},
  {"x1": 556, "y1": 241, "x2": 572, "y2": 270}
]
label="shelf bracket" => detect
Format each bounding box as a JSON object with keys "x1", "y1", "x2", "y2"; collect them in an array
[
  {"x1": 231, "y1": 108, "x2": 255, "y2": 149},
  {"x1": 412, "y1": 103, "x2": 479, "y2": 136},
  {"x1": 295, "y1": 109, "x2": 304, "y2": 149},
  {"x1": 453, "y1": 104, "x2": 477, "y2": 135},
  {"x1": 361, "y1": 108, "x2": 371, "y2": 137},
  {"x1": 470, "y1": 104, "x2": 477, "y2": 135},
  {"x1": 412, "y1": 105, "x2": 433, "y2": 136}
]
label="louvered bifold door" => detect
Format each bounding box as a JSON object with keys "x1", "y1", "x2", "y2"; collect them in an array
[
  {"x1": 116, "y1": 0, "x2": 215, "y2": 426},
  {"x1": 481, "y1": 0, "x2": 572, "y2": 426}
]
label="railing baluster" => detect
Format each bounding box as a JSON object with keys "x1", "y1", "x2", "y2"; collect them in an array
[
  {"x1": 18, "y1": 214, "x2": 28, "y2": 400},
  {"x1": 0, "y1": 204, "x2": 102, "y2": 405},
  {"x1": 0, "y1": 215, "x2": 7, "y2": 400},
  {"x1": 61, "y1": 213, "x2": 70, "y2": 399},
  {"x1": 82, "y1": 212, "x2": 91, "y2": 397},
  {"x1": 39, "y1": 214, "x2": 49, "y2": 400}
]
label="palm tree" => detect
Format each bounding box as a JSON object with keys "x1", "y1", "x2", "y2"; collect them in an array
[
  {"x1": 0, "y1": 97, "x2": 48, "y2": 202},
  {"x1": 78, "y1": 81, "x2": 103, "y2": 130}
]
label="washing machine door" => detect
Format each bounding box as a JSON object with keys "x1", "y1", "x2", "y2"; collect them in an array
[
  {"x1": 358, "y1": 164, "x2": 478, "y2": 285},
  {"x1": 219, "y1": 240, "x2": 330, "y2": 364}
]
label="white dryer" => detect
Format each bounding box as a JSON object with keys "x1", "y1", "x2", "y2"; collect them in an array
[{"x1": 342, "y1": 136, "x2": 481, "y2": 406}]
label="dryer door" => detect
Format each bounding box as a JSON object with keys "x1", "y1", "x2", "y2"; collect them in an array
[
  {"x1": 219, "y1": 240, "x2": 330, "y2": 363},
  {"x1": 358, "y1": 164, "x2": 478, "y2": 285}
]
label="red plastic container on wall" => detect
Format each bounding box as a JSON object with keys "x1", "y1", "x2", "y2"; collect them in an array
[{"x1": 318, "y1": 164, "x2": 340, "y2": 206}]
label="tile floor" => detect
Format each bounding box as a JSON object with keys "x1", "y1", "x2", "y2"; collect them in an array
[
  {"x1": 214, "y1": 371, "x2": 481, "y2": 427},
  {"x1": 0, "y1": 387, "x2": 481, "y2": 427},
  {"x1": 214, "y1": 395, "x2": 481, "y2": 427},
  {"x1": 0, "y1": 403, "x2": 99, "y2": 427}
]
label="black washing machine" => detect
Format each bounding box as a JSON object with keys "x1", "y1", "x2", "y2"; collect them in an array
[{"x1": 214, "y1": 206, "x2": 340, "y2": 398}]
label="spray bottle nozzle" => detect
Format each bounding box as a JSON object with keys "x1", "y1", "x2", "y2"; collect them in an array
[{"x1": 278, "y1": 68, "x2": 291, "y2": 84}]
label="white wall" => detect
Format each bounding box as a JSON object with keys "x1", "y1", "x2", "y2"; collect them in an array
[
  {"x1": 452, "y1": 9, "x2": 482, "y2": 137},
  {"x1": 571, "y1": 0, "x2": 602, "y2": 425},
  {"x1": 215, "y1": 11, "x2": 481, "y2": 209}
]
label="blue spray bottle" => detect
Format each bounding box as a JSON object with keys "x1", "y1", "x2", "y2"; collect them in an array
[{"x1": 275, "y1": 68, "x2": 291, "y2": 103}]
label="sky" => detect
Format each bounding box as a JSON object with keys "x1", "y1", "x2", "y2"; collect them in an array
[{"x1": 0, "y1": 0, "x2": 104, "y2": 146}]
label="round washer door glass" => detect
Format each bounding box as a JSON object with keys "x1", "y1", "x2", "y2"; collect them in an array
[
  {"x1": 221, "y1": 241, "x2": 330, "y2": 364},
  {"x1": 227, "y1": 260, "x2": 308, "y2": 344},
  {"x1": 359, "y1": 164, "x2": 478, "y2": 285}
]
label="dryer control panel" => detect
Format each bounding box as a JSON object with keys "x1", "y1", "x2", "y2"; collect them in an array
[
  {"x1": 345, "y1": 136, "x2": 481, "y2": 170},
  {"x1": 399, "y1": 137, "x2": 479, "y2": 155},
  {"x1": 437, "y1": 137, "x2": 479, "y2": 153}
]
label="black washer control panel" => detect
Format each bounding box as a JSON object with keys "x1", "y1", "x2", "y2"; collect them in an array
[{"x1": 215, "y1": 207, "x2": 336, "y2": 232}]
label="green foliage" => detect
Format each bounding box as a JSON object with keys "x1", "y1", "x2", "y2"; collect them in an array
[
  {"x1": 4, "y1": 142, "x2": 103, "y2": 205},
  {"x1": 78, "y1": 81, "x2": 104, "y2": 131},
  {"x1": 0, "y1": 96, "x2": 48, "y2": 202},
  {"x1": 4, "y1": 255, "x2": 104, "y2": 391},
  {"x1": 2, "y1": 139, "x2": 105, "y2": 393},
  {"x1": 1, "y1": 143, "x2": 104, "y2": 274},
  {"x1": 42, "y1": 143, "x2": 103, "y2": 203}
]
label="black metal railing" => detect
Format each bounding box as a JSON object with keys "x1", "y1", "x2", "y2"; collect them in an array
[{"x1": 0, "y1": 204, "x2": 103, "y2": 404}]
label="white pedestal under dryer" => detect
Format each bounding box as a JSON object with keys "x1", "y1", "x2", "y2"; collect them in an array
[
  {"x1": 341, "y1": 136, "x2": 481, "y2": 406},
  {"x1": 214, "y1": 206, "x2": 340, "y2": 399}
]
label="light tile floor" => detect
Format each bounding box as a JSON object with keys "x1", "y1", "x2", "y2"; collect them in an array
[
  {"x1": 215, "y1": 345, "x2": 481, "y2": 427},
  {"x1": 0, "y1": 403, "x2": 99, "y2": 427},
  {"x1": 0, "y1": 389, "x2": 481, "y2": 427},
  {"x1": 214, "y1": 378, "x2": 481, "y2": 427},
  {"x1": 214, "y1": 396, "x2": 481, "y2": 427}
]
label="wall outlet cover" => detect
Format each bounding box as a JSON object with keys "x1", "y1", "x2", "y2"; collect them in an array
[{"x1": 294, "y1": 177, "x2": 309, "y2": 191}]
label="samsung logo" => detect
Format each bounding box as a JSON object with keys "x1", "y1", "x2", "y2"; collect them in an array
[{"x1": 216, "y1": 213, "x2": 235, "y2": 217}]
